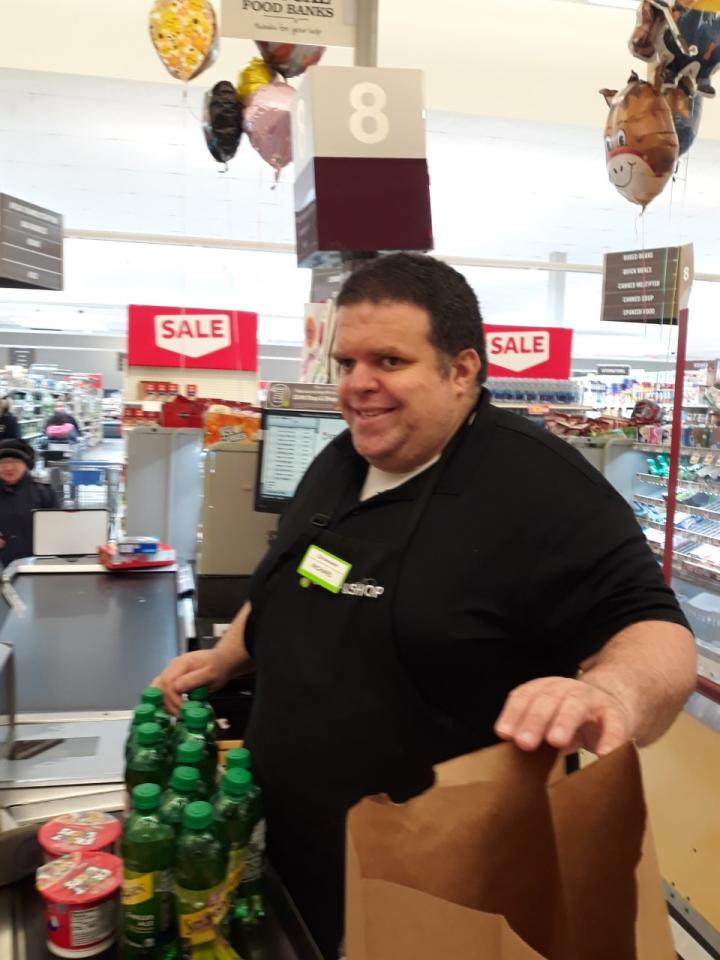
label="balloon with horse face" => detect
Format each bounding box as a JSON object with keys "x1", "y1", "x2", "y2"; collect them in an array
[{"x1": 600, "y1": 72, "x2": 679, "y2": 208}]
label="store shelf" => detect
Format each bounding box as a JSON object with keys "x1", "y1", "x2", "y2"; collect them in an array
[
  {"x1": 492, "y1": 403, "x2": 594, "y2": 411},
  {"x1": 635, "y1": 493, "x2": 720, "y2": 523},
  {"x1": 635, "y1": 472, "x2": 720, "y2": 493},
  {"x1": 634, "y1": 442, "x2": 720, "y2": 457},
  {"x1": 647, "y1": 540, "x2": 720, "y2": 589},
  {"x1": 644, "y1": 517, "x2": 720, "y2": 547}
]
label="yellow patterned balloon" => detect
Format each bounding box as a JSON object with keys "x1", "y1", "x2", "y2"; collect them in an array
[
  {"x1": 237, "y1": 58, "x2": 274, "y2": 103},
  {"x1": 149, "y1": 0, "x2": 219, "y2": 83}
]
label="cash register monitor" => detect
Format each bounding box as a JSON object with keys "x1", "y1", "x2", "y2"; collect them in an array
[
  {"x1": 33, "y1": 509, "x2": 109, "y2": 557},
  {"x1": 255, "y1": 408, "x2": 347, "y2": 513}
]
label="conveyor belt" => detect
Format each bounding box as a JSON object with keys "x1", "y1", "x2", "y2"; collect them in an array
[
  {"x1": 0, "y1": 866, "x2": 322, "y2": 960},
  {"x1": 0, "y1": 571, "x2": 180, "y2": 714}
]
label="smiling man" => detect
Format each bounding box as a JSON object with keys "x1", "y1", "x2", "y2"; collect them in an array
[{"x1": 154, "y1": 253, "x2": 696, "y2": 959}]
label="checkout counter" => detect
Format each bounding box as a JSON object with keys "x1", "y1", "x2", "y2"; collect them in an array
[{"x1": 0, "y1": 510, "x2": 321, "y2": 960}]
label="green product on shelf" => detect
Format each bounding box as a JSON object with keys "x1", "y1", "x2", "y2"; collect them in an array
[
  {"x1": 126, "y1": 722, "x2": 172, "y2": 794},
  {"x1": 122, "y1": 783, "x2": 176, "y2": 956},
  {"x1": 187, "y1": 686, "x2": 217, "y2": 737},
  {"x1": 160, "y1": 766, "x2": 202, "y2": 836},
  {"x1": 212, "y1": 769, "x2": 254, "y2": 918},
  {"x1": 174, "y1": 801, "x2": 229, "y2": 958},
  {"x1": 176, "y1": 706, "x2": 218, "y2": 782}
]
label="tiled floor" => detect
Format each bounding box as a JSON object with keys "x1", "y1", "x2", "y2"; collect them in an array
[{"x1": 76, "y1": 438, "x2": 125, "y2": 464}]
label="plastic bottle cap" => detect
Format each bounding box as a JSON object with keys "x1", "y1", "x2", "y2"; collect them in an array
[
  {"x1": 133, "y1": 703, "x2": 156, "y2": 725},
  {"x1": 188, "y1": 686, "x2": 209, "y2": 701},
  {"x1": 155, "y1": 708, "x2": 171, "y2": 725},
  {"x1": 171, "y1": 765, "x2": 200, "y2": 792},
  {"x1": 141, "y1": 687, "x2": 164, "y2": 709},
  {"x1": 183, "y1": 800, "x2": 213, "y2": 830},
  {"x1": 133, "y1": 782, "x2": 162, "y2": 810},
  {"x1": 179, "y1": 702, "x2": 195, "y2": 722},
  {"x1": 176, "y1": 740, "x2": 204, "y2": 764},
  {"x1": 222, "y1": 768, "x2": 252, "y2": 796},
  {"x1": 137, "y1": 721, "x2": 162, "y2": 746},
  {"x1": 184, "y1": 706, "x2": 210, "y2": 731},
  {"x1": 225, "y1": 748, "x2": 251, "y2": 771}
]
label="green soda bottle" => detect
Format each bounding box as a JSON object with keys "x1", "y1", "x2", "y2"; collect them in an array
[
  {"x1": 125, "y1": 704, "x2": 156, "y2": 760},
  {"x1": 212, "y1": 770, "x2": 253, "y2": 914},
  {"x1": 235, "y1": 772, "x2": 265, "y2": 926},
  {"x1": 225, "y1": 748, "x2": 251, "y2": 772},
  {"x1": 175, "y1": 740, "x2": 211, "y2": 799},
  {"x1": 187, "y1": 686, "x2": 216, "y2": 738},
  {"x1": 122, "y1": 783, "x2": 175, "y2": 956},
  {"x1": 174, "y1": 702, "x2": 201, "y2": 748},
  {"x1": 160, "y1": 766, "x2": 201, "y2": 836},
  {"x1": 176, "y1": 706, "x2": 218, "y2": 788},
  {"x1": 174, "y1": 801, "x2": 228, "y2": 958},
  {"x1": 126, "y1": 722, "x2": 172, "y2": 794},
  {"x1": 141, "y1": 687, "x2": 171, "y2": 728}
]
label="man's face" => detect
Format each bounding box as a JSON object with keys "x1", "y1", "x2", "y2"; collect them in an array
[
  {"x1": 0, "y1": 458, "x2": 27, "y2": 486},
  {"x1": 333, "y1": 300, "x2": 480, "y2": 473}
]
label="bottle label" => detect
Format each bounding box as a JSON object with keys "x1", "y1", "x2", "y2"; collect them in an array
[
  {"x1": 157, "y1": 867, "x2": 175, "y2": 933},
  {"x1": 175, "y1": 881, "x2": 225, "y2": 946},
  {"x1": 122, "y1": 870, "x2": 158, "y2": 948},
  {"x1": 241, "y1": 820, "x2": 265, "y2": 884},
  {"x1": 227, "y1": 845, "x2": 247, "y2": 892}
]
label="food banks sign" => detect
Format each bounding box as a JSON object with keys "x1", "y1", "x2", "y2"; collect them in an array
[
  {"x1": 485, "y1": 324, "x2": 573, "y2": 379},
  {"x1": 222, "y1": 0, "x2": 356, "y2": 47},
  {"x1": 128, "y1": 305, "x2": 257, "y2": 371}
]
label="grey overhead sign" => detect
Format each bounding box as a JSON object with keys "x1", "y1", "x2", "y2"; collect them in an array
[{"x1": 0, "y1": 194, "x2": 63, "y2": 291}]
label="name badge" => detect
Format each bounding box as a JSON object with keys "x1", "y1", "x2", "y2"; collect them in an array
[{"x1": 297, "y1": 545, "x2": 352, "y2": 594}]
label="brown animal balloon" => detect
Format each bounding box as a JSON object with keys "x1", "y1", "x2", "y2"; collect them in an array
[{"x1": 600, "y1": 72, "x2": 679, "y2": 208}]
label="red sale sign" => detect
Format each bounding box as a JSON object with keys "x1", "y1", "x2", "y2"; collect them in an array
[
  {"x1": 485, "y1": 324, "x2": 573, "y2": 379},
  {"x1": 127, "y1": 305, "x2": 258, "y2": 371}
]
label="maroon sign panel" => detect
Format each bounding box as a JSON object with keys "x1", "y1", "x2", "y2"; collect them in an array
[
  {"x1": 127, "y1": 305, "x2": 258, "y2": 371},
  {"x1": 485, "y1": 324, "x2": 574, "y2": 380}
]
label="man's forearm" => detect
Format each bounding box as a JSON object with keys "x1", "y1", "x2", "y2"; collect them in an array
[
  {"x1": 214, "y1": 601, "x2": 255, "y2": 678},
  {"x1": 581, "y1": 620, "x2": 697, "y2": 746}
]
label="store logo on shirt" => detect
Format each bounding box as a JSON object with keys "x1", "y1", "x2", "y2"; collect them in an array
[
  {"x1": 341, "y1": 579, "x2": 385, "y2": 599},
  {"x1": 154, "y1": 314, "x2": 231, "y2": 359}
]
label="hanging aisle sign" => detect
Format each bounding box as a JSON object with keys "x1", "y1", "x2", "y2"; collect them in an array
[
  {"x1": 127, "y1": 305, "x2": 258, "y2": 371},
  {"x1": 221, "y1": 0, "x2": 356, "y2": 47},
  {"x1": 0, "y1": 194, "x2": 63, "y2": 291},
  {"x1": 601, "y1": 244, "x2": 694, "y2": 325}
]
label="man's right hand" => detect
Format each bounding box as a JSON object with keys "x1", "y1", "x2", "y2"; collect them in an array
[{"x1": 151, "y1": 648, "x2": 234, "y2": 716}]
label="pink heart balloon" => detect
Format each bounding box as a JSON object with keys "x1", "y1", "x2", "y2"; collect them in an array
[{"x1": 243, "y1": 80, "x2": 295, "y2": 178}]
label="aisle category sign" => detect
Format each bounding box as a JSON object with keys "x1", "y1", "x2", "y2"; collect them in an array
[
  {"x1": 222, "y1": 0, "x2": 356, "y2": 47},
  {"x1": 601, "y1": 244, "x2": 694, "y2": 325},
  {"x1": 0, "y1": 194, "x2": 63, "y2": 291},
  {"x1": 127, "y1": 305, "x2": 258, "y2": 371},
  {"x1": 485, "y1": 324, "x2": 573, "y2": 379}
]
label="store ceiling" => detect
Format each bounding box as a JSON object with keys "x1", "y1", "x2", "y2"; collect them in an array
[{"x1": 0, "y1": 67, "x2": 718, "y2": 350}]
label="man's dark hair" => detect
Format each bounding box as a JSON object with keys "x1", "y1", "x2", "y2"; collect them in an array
[{"x1": 336, "y1": 253, "x2": 487, "y2": 385}]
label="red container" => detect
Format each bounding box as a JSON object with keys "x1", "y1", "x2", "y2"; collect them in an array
[
  {"x1": 36, "y1": 852, "x2": 121, "y2": 958},
  {"x1": 38, "y1": 812, "x2": 121, "y2": 861}
]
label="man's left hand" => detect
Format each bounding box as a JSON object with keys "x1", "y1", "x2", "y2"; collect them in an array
[{"x1": 494, "y1": 677, "x2": 633, "y2": 756}]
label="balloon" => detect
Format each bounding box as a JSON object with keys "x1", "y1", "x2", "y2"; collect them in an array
[
  {"x1": 243, "y1": 79, "x2": 295, "y2": 178},
  {"x1": 203, "y1": 81, "x2": 243, "y2": 164},
  {"x1": 237, "y1": 58, "x2": 275, "y2": 102},
  {"x1": 255, "y1": 41, "x2": 325, "y2": 79},
  {"x1": 600, "y1": 73, "x2": 679, "y2": 209},
  {"x1": 149, "y1": 0, "x2": 219, "y2": 83},
  {"x1": 630, "y1": 1, "x2": 720, "y2": 97},
  {"x1": 665, "y1": 79, "x2": 703, "y2": 154}
]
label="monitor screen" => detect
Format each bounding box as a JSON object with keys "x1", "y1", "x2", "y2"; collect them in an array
[
  {"x1": 33, "y1": 509, "x2": 109, "y2": 557},
  {"x1": 255, "y1": 409, "x2": 347, "y2": 513}
]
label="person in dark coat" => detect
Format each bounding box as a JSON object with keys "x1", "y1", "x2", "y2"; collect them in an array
[
  {"x1": 0, "y1": 439, "x2": 58, "y2": 566},
  {"x1": 44, "y1": 401, "x2": 81, "y2": 439},
  {"x1": 0, "y1": 398, "x2": 21, "y2": 441}
]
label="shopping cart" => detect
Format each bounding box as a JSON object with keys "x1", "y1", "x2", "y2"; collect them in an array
[{"x1": 47, "y1": 461, "x2": 124, "y2": 537}]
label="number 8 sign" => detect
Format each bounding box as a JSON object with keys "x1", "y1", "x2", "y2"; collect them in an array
[{"x1": 291, "y1": 66, "x2": 426, "y2": 173}]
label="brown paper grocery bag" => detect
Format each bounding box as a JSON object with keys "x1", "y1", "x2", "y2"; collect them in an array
[{"x1": 346, "y1": 742, "x2": 675, "y2": 960}]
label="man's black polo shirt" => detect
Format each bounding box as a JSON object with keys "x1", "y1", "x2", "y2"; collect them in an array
[{"x1": 248, "y1": 390, "x2": 690, "y2": 740}]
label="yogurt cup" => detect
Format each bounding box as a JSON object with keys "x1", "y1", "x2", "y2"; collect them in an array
[
  {"x1": 36, "y1": 852, "x2": 121, "y2": 958},
  {"x1": 38, "y1": 812, "x2": 121, "y2": 861}
]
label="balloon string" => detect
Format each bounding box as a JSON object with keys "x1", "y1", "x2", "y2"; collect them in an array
[{"x1": 182, "y1": 83, "x2": 204, "y2": 125}]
